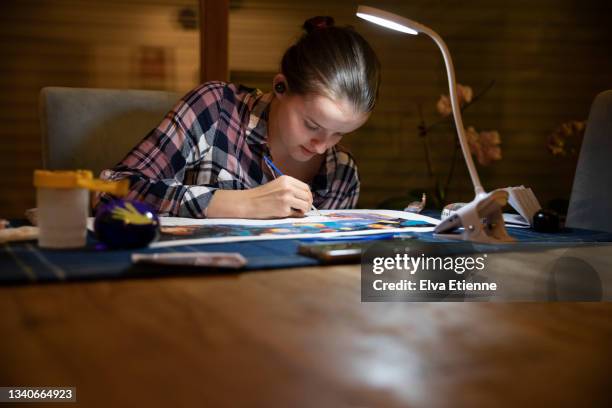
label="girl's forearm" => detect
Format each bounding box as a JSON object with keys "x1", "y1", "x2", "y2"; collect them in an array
[{"x1": 206, "y1": 189, "x2": 249, "y2": 218}]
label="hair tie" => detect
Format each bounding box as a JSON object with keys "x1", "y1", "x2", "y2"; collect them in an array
[{"x1": 303, "y1": 16, "x2": 335, "y2": 34}]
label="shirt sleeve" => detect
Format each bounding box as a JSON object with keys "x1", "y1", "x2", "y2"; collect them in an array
[
  {"x1": 341, "y1": 174, "x2": 360, "y2": 209},
  {"x1": 320, "y1": 151, "x2": 360, "y2": 209},
  {"x1": 334, "y1": 169, "x2": 360, "y2": 209},
  {"x1": 94, "y1": 82, "x2": 225, "y2": 218}
]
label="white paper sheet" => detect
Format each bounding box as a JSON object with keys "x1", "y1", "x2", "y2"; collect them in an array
[
  {"x1": 152, "y1": 209, "x2": 439, "y2": 248},
  {"x1": 89, "y1": 209, "x2": 439, "y2": 248}
]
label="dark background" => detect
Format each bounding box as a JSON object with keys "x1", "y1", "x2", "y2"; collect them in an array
[{"x1": 1, "y1": 0, "x2": 611, "y2": 217}]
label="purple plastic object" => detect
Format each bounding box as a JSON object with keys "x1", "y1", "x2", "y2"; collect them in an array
[{"x1": 94, "y1": 200, "x2": 160, "y2": 248}]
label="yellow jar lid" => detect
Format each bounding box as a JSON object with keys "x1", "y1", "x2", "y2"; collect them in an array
[
  {"x1": 34, "y1": 170, "x2": 129, "y2": 196},
  {"x1": 34, "y1": 170, "x2": 93, "y2": 188}
]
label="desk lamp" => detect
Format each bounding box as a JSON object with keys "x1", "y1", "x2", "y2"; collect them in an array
[{"x1": 357, "y1": 5, "x2": 517, "y2": 244}]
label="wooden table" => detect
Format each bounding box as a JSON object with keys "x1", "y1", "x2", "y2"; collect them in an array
[{"x1": 1, "y1": 264, "x2": 611, "y2": 407}]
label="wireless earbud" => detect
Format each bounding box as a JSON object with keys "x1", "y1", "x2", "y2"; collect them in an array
[{"x1": 274, "y1": 82, "x2": 286, "y2": 94}]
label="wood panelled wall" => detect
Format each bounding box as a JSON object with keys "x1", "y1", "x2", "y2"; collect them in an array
[
  {"x1": 0, "y1": 0, "x2": 199, "y2": 217},
  {"x1": 229, "y1": 0, "x2": 612, "y2": 209},
  {"x1": 2, "y1": 0, "x2": 611, "y2": 217}
]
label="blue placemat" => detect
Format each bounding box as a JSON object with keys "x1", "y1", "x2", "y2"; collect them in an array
[
  {"x1": 1, "y1": 237, "x2": 321, "y2": 284},
  {"x1": 2, "y1": 224, "x2": 612, "y2": 284}
]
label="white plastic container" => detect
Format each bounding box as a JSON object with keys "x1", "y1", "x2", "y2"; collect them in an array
[
  {"x1": 33, "y1": 170, "x2": 129, "y2": 249},
  {"x1": 37, "y1": 185, "x2": 89, "y2": 248}
]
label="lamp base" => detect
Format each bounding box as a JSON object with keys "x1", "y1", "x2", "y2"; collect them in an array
[{"x1": 434, "y1": 190, "x2": 515, "y2": 244}]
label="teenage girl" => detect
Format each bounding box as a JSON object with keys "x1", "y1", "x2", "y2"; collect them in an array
[{"x1": 97, "y1": 16, "x2": 380, "y2": 218}]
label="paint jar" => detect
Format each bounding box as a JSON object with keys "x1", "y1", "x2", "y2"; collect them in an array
[{"x1": 33, "y1": 170, "x2": 128, "y2": 248}]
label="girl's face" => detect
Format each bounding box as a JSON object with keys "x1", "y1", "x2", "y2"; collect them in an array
[{"x1": 271, "y1": 86, "x2": 370, "y2": 162}]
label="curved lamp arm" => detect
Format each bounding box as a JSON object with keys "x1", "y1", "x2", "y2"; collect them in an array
[{"x1": 357, "y1": 5, "x2": 485, "y2": 197}]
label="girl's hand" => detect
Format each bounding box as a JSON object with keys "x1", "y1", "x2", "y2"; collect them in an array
[{"x1": 206, "y1": 175, "x2": 314, "y2": 218}]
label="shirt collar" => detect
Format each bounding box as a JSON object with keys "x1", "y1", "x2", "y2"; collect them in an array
[{"x1": 245, "y1": 91, "x2": 273, "y2": 146}]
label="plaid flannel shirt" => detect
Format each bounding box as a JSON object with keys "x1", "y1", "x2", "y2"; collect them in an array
[{"x1": 96, "y1": 82, "x2": 360, "y2": 217}]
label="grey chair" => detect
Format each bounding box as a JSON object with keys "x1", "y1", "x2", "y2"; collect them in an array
[
  {"x1": 567, "y1": 90, "x2": 612, "y2": 232},
  {"x1": 39, "y1": 87, "x2": 181, "y2": 176}
]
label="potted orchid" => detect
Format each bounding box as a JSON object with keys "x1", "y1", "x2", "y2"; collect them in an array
[{"x1": 379, "y1": 81, "x2": 503, "y2": 210}]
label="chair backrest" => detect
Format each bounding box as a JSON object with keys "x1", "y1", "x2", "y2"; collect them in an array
[
  {"x1": 566, "y1": 90, "x2": 612, "y2": 232},
  {"x1": 40, "y1": 87, "x2": 181, "y2": 176}
]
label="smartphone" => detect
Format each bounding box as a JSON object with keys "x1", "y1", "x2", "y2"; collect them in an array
[{"x1": 298, "y1": 242, "x2": 368, "y2": 263}]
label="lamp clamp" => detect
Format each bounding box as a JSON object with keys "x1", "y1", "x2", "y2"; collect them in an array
[{"x1": 434, "y1": 190, "x2": 515, "y2": 244}]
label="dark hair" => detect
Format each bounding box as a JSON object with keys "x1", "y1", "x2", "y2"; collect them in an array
[{"x1": 280, "y1": 16, "x2": 381, "y2": 113}]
